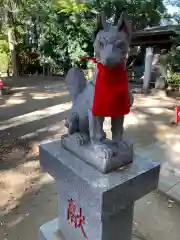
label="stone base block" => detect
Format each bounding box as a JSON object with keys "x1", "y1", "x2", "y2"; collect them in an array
[
  {"x1": 39, "y1": 219, "x2": 64, "y2": 240},
  {"x1": 61, "y1": 133, "x2": 133, "y2": 173},
  {"x1": 40, "y1": 139, "x2": 160, "y2": 240}
]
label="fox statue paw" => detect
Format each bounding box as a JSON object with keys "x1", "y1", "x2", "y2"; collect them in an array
[{"x1": 92, "y1": 142, "x2": 117, "y2": 160}]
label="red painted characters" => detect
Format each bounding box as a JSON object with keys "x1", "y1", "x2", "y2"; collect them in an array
[{"x1": 67, "y1": 198, "x2": 88, "y2": 239}]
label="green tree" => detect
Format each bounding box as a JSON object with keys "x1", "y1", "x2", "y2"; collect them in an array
[
  {"x1": 0, "y1": 39, "x2": 10, "y2": 74},
  {"x1": 0, "y1": 0, "x2": 168, "y2": 76}
]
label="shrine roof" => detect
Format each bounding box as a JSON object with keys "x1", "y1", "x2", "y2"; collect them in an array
[
  {"x1": 133, "y1": 25, "x2": 179, "y2": 37},
  {"x1": 131, "y1": 25, "x2": 180, "y2": 47}
]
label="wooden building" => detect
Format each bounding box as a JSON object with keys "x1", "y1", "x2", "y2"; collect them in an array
[
  {"x1": 131, "y1": 25, "x2": 180, "y2": 49},
  {"x1": 127, "y1": 25, "x2": 180, "y2": 86}
]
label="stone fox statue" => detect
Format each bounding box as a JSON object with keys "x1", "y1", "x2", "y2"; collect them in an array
[{"x1": 64, "y1": 12, "x2": 133, "y2": 157}]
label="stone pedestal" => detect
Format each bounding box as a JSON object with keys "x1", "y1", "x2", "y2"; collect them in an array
[
  {"x1": 39, "y1": 218, "x2": 139, "y2": 240},
  {"x1": 39, "y1": 139, "x2": 160, "y2": 240}
]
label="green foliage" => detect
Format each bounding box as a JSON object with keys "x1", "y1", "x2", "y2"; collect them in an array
[
  {"x1": 169, "y1": 73, "x2": 180, "y2": 84},
  {"x1": 167, "y1": 45, "x2": 180, "y2": 69},
  {"x1": 54, "y1": 0, "x2": 88, "y2": 14},
  {"x1": 0, "y1": 39, "x2": 10, "y2": 73},
  {"x1": 0, "y1": 39, "x2": 9, "y2": 54},
  {"x1": 0, "y1": 52, "x2": 9, "y2": 73},
  {"x1": 167, "y1": 30, "x2": 180, "y2": 76},
  {"x1": 0, "y1": 0, "x2": 168, "y2": 75}
]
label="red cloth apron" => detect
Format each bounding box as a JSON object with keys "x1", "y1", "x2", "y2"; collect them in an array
[{"x1": 80, "y1": 56, "x2": 130, "y2": 117}]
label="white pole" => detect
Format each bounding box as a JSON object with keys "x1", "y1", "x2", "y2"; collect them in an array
[{"x1": 143, "y1": 47, "x2": 153, "y2": 93}]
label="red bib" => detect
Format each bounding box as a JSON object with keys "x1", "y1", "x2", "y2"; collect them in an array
[
  {"x1": 92, "y1": 61, "x2": 130, "y2": 117},
  {"x1": 79, "y1": 56, "x2": 130, "y2": 117}
]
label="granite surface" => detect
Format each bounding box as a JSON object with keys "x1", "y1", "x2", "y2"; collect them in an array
[{"x1": 39, "y1": 139, "x2": 160, "y2": 240}]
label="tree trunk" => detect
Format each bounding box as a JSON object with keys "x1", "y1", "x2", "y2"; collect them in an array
[{"x1": 7, "y1": 28, "x2": 18, "y2": 77}]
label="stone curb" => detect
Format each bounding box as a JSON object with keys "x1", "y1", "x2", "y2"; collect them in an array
[
  {"x1": 136, "y1": 142, "x2": 180, "y2": 203},
  {"x1": 158, "y1": 181, "x2": 180, "y2": 203}
]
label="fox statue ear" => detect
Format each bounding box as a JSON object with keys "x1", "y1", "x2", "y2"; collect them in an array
[
  {"x1": 116, "y1": 12, "x2": 132, "y2": 41},
  {"x1": 93, "y1": 12, "x2": 107, "y2": 41}
]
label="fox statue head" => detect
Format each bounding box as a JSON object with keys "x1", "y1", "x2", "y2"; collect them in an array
[{"x1": 93, "y1": 12, "x2": 131, "y2": 67}]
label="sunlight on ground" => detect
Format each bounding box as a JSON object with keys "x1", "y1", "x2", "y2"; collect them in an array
[
  {"x1": 0, "y1": 121, "x2": 55, "y2": 216},
  {"x1": 0, "y1": 162, "x2": 53, "y2": 216},
  {"x1": 172, "y1": 143, "x2": 180, "y2": 153},
  {"x1": 140, "y1": 139, "x2": 180, "y2": 172},
  {"x1": 12, "y1": 92, "x2": 24, "y2": 97},
  {"x1": 134, "y1": 95, "x2": 177, "y2": 107},
  {"x1": 17, "y1": 160, "x2": 40, "y2": 173},
  {"x1": 125, "y1": 111, "x2": 148, "y2": 126},
  {"x1": 2, "y1": 97, "x2": 26, "y2": 107},
  {"x1": 165, "y1": 133, "x2": 180, "y2": 139},
  {"x1": 30, "y1": 91, "x2": 68, "y2": 99},
  {"x1": 6, "y1": 214, "x2": 25, "y2": 228},
  {"x1": 145, "y1": 108, "x2": 167, "y2": 114},
  {"x1": 0, "y1": 83, "x2": 68, "y2": 108},
  {"x1": 19, "y1": 122, "x2": 65, "y2": 140},
  {"x1": 0, "y1": 103, "x2": 71, "y2": 131},
  {"x1": 12, "y1": 87, "x2": 36, "y2": 91},
  {"x1": 161, "y1": 165, "x2": 180, "y2": 178}
]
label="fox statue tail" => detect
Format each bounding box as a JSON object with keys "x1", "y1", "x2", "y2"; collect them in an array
[{"x1": 65, "y1": 67, "x2": 87, "y2": 104}]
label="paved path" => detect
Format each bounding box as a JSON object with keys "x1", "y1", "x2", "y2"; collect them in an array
[
  {"x1": 105, "y1": 93, "x2": 180, "y2": 202},
  {"x1": 125, "y1": 94, "x2": 180, "y2": 202},
  {"x1": 0, "y1": 78, "x2": 180, "y2": 240}
]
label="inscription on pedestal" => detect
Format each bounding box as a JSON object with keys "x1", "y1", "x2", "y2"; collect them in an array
[{"x1": 67, "y1": 199, "x2": 88, "y2": 239}]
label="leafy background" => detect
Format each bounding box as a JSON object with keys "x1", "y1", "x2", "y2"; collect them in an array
[{"x1": 0, "y1": 0, "x2": 179, "y2": 76}]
